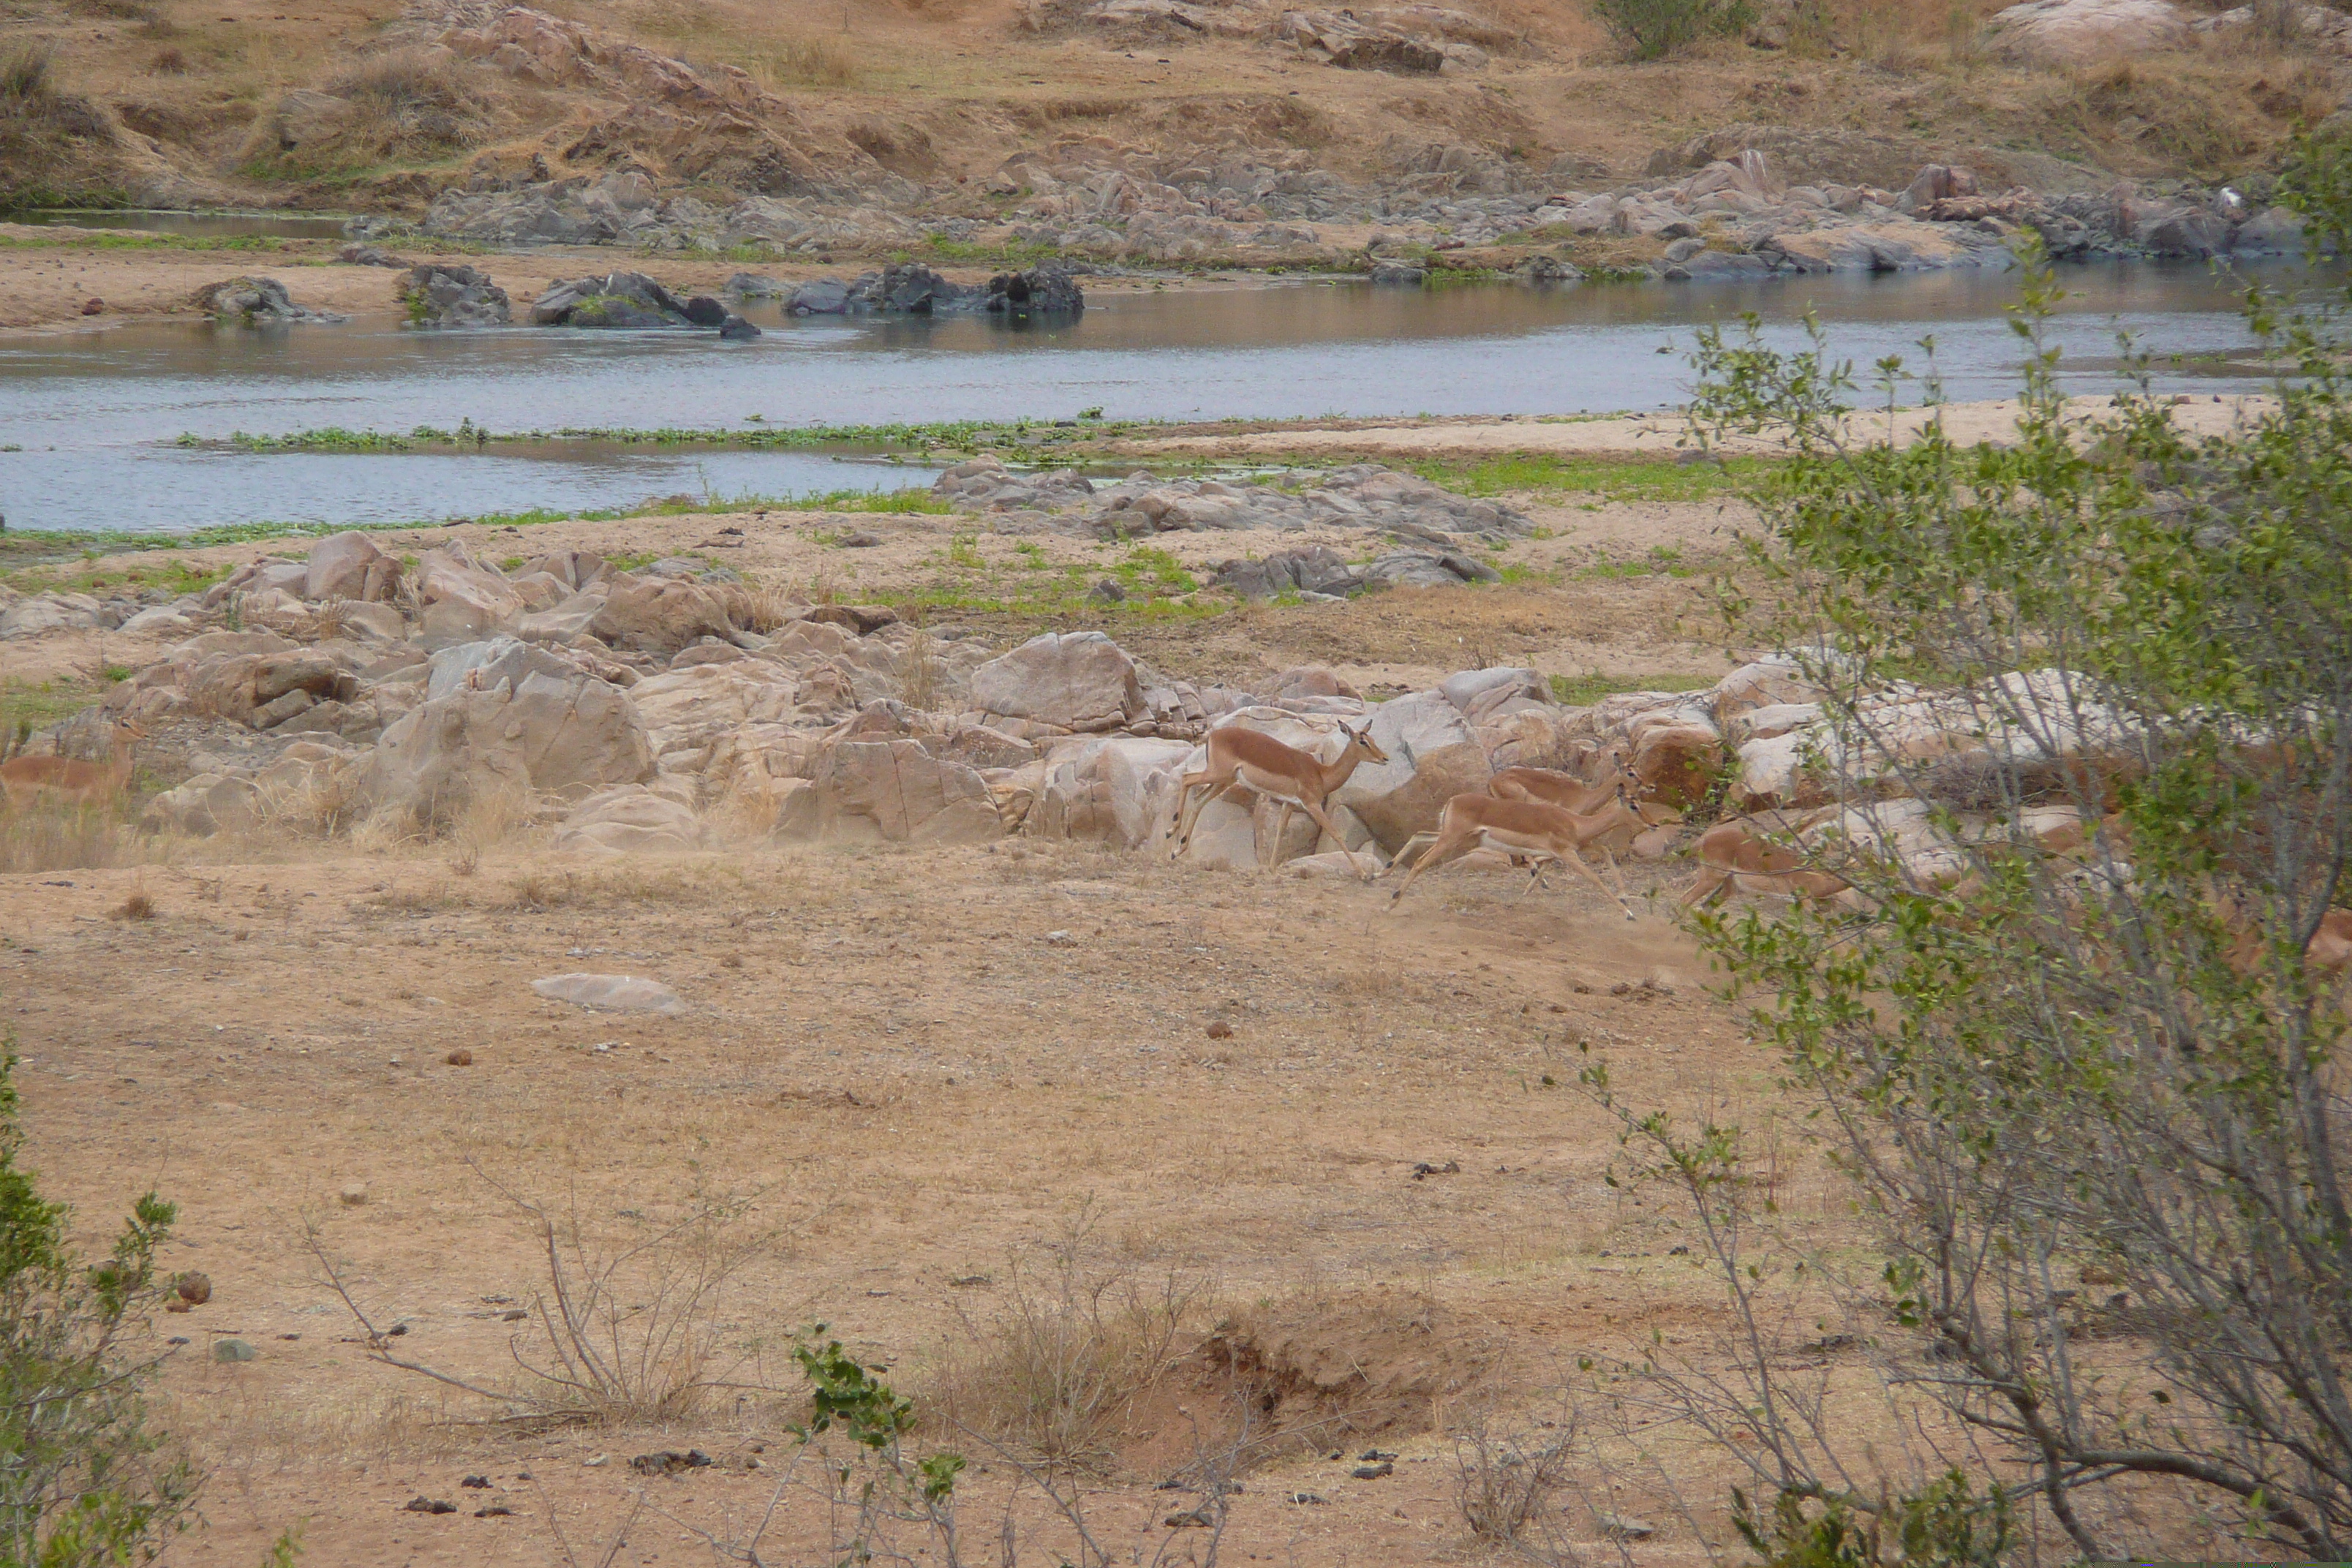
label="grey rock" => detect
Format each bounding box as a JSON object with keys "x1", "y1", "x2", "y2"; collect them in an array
[
  {"x1": 531, "y1": 271, "x2": 693, "y2": 328},
  {"x1": 725, "y1": 272, "x2": 787, "y2": 297},
  {"x1": 786, "y1": 279, "x2": 852, "y2": 314},
  {"x1": 681, "y1": 294, "x2": 729, "y2": 326},
  {"x1": 983, "y1": 264, "x2": 1085, "y2": 317},
  {"x1": 846, "y1": 263, "x2": 978, "y2": 314},
  {"x1": 195, "y1": 276, "x2": 347, "y2": 325},
  {"x1": 718, "y1": 314, "x2": 762, "y2": 340},
  {"x1": 401, "y1": 264, "x2": 512, "y2": 328},
  {"x1": 337, "y1": 243, "x2": 412, "y2": 267},
  {"x1": 1368, "y1": 259, "x2": 1427, "y2": 285},
  {"x1": 214, "y1": 1338, "x2": 259, "y2": 1363}
]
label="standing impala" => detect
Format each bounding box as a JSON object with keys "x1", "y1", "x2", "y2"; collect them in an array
[
  {"x1": 1387, "y1": 785, "x2": 1646, "y2": 919},
  {"x1": 0, "y1": 717, "x2": 146, "y2": 810},
  {"x1": 1169, "y1": 720, "x2": 1390, "y2": 876}
]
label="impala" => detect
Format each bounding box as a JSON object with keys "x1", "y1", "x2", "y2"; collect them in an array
[
  {"x1": 1488, "y1": 753, "x2": 1640, "y2": 816},
  {"x1": 1169, "y1": 720, "x2": 1390, "y2": 876},
  {"x1": 1677, "y1": 813, "x2": 1855, "y2": 909},
  {"x1": 0, "y1": 717, "x2": 146, "y2": 810},
  {"x1": 1387, "y1": 785, "x2": 1646, "y2": 919}
]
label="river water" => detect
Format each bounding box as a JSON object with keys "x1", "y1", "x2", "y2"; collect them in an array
[{"x1": 0, "y1": 260, "x2": 2311, "y2": 536}]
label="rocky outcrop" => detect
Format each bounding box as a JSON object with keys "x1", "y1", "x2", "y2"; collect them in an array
[
  {"x1": 970, "y1": 632, "x2": 1147, "y2": 734},
  {"x1": 933, "y1": 459, "x2": 1531, "y2": 543},
  {"x1": 400, "y1": 263, "x2": 513, "y2": 327},
  {"x1": 774, "y1": 738, "x2": 1003, "y2": 844},
  {"x1": 531, "y1": 270, "x2": 695, "y2": 327},
  {"x1": 1982, "y1": 0, "x2": 2192, "y2": 61},
  {"x1": 359, "y1": 663, "x2": 656, "y2": 828},
  {"x1": 983, "y1": 264, "x2": 1085, "y2": 317},
  {"x1": 195, "y1": 276, "x2": 347, "y2": 324}
]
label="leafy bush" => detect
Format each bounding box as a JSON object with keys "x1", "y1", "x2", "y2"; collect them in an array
[
  {"x1": 0, "y1": 1049, "x2": 196, "y2": 1564},
  {"x1": 1586, "y1": 0, "x2": 1754, "y2": 59},
  {"x1": 1599, "y1": 127, "x2": 2352, "y2": 1556}
]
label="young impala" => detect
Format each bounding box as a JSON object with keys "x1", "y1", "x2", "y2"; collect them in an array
[
  {"x1": 0, "y1": 717, "x2": 146, "y2": 810},
  {"x1": 1169, "y1": 720, "x2": 1390, "y2": 876},
  {"x1": 1387, "y1": 785, "x2": 1648, "y2": 919}
]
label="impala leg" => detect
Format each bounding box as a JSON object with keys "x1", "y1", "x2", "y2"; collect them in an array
[
  {"x1": 1677, "y1": 864, "x2": 1732, "y2": 909},
  {"x1": 1594, "y1": 845, "x2": 1631, "y2": 901},
  {"x1": 1558, "y1": 843, "x2": 1637, "y2": 921},
  {"x1": 1170, "y1": 767, "x2": 1228, "y2": 856},
  {"x1": 1292, "y1": 799, "x2": 1370, "y2": 879},
  {"x1": 1262, "y1": 801, "x2": 1294, "y2": 871},
  {"x1": 1388, "y1": 821, "x2": 1475, "y2": 908},
  {"x1": 1178, "y1": 776, "x2": 1250, "y2": 857},
  {"x1": 1514, "y1": 853, "x2": 1558, "y2": 902}
]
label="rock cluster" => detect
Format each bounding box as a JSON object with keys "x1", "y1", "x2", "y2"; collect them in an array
[
  {"x1": 193, "y1": 276, "x2": 347, "y2": 325},
  {"x1": 782, "y1": 262, "x2": 1085, "y2": 317},
  {"x1": 930, "y1": 459, "x2": 1531, "y2": 542},
  {"x1": 400, "y1": 263, "x2": 512, "y2": 328},
  {"x1": 530, "y1": 270, "x2": 753, "y2": 334}
]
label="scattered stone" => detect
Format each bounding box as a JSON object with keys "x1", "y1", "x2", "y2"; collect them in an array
[
  {"x1": 1287, "y1": 1491, "x2": 1329, "y2": 1504},
  {"x1": 531, "y1": 973, "x2": 686, "y2": 1015},
  {"x1": 1601, "y1": 1513, "x2": 1658, "y2": 1540},
  {"x1": 339, "y1": 1183, "x2": 369, "y2": 1206},
  {"x1": 837, "y1": 530, "x2": 881, "y2": 547},
  {"x1": 445, "y1": 1048, "x2": 475, "y2": 1066},
  {"x1": 461, "y1": 1475, "x2": 491, "y2": 1489},
  {"x1": 1410, "y1": 1160, "x2": 1460, "y2": 1179},
  {"x1": 403, "y1": 1496, "x2": 457, "y2": 1515},
  {"x1": 1206, "y1": 1020, "x2": 1234, "y2": 1039},
  {"x1": 213, "y1": 1338, "x2": 258, "y2": 1363},
  {"x1": 1164, "y1": 1506, "x2": 1218, "y2": 1528},
  {"x1": 80, "y1": 297, "x2": 102, "y2": 315},
  {"x1": 630, "y1": 1449, "x2": 715, "y2": 1477},
  {"x1": 1351, "y1": 1460, "x2": 1395, "y2": 1480},
  {"x1": 475, "y1": 1506, "x2": 515, "y2": 1517},
  {"x1": 337, "y1": 243, "x2": 412, "y2": 267},
  {"x1": 176, "y1": 1272, "x2": 212, "y2": 1305}
]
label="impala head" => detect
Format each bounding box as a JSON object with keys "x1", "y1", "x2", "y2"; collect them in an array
[{"x1": 1341, "y1": 721, "x2": 1390, "y2": 766}]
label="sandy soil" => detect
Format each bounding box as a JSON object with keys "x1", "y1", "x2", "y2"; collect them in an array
[
  {"x1": 1117, "y1": 395, "x2": 2286, "y2": 461},
  {"x1": 4, "y1": 833, "x2": 1768, "y2": 1567}
]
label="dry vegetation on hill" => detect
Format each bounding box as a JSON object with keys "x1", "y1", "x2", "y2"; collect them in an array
[{"x1": 0, "y1": 0, "x2": 2340, "y2": 212}]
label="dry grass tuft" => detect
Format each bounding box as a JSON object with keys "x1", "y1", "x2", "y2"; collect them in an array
[
  {"x1": 1453, "y1": 1415, "x2": 1580, "y2": 1558},
  {"x1": 0, "y1": 799, "x2": 152, "y2": 876},
  {"x1": 760, "y1": 34, "x2": 859, "y2": 88},
  {"x1": 930, "y1": 1213, "x2": 1208, "y2": 1471},
  {"x1": 245, "y1": 47, "x2": 498, "y2": 173},
  {"x1": 111, "y1": 892, "x2": 157, "y2": 921}
]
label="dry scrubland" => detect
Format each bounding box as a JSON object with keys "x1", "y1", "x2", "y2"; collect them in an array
[{"x1": 0, "y1": 490, "x2": 1809, "y2": 1566}]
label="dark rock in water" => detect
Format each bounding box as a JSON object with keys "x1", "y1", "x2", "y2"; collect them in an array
[
  {"x1": 401, "y1": 264, "x2": 511, "y2": 328},
  {"x1": 682, "y1": 295, "x2": 729, "y2": 326},
  {"x1": 195, "y1": 276, "x2": 347, "y2": 324},
  {"x1": 724, "y1": 272, "x2": 786, "y2": 298},
  {"x1": 531, "y1": 271, "x2": 693, "y2": 328},
  {"x1": 1368, "y1": 260, "x2": 1427, "y2": 287},
  {"x1": 786, "y1": 279, "x2": 851, "y2": 314},
  {"x1": 718, "y1": 314, "x2": 762, "y2": 340},
  {"x1": 984, "y1": 263, "x2": 1085, "y2": 317},
  {"x1": 846, "y1": 263, "x2": 976, "y2": 314}
]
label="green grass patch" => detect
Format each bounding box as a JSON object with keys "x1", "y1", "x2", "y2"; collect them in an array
[
  {"x1": 1407, "y1": 452, "x2": 1773, "y2": 502},
  {"x1": 1548, "y1": 671, "x2": 1716, "y2": 706},
  {"x1": 1580, "y1": 544, "x2": 1695, "y2": 581}
]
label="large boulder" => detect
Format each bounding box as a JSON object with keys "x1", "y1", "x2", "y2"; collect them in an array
[
  {"x1": 588, "y1": 576, "x2": 742, "y2": 653},
  {"x1": 415, "y1": 547, "x2": 524, "y2": 641},
  {"x1": 552, "y1": 785, "x2": 710, "y2": 853},
  {"x1": 983, "y1": 265, "x2": 1084, "y2": 317},
  {"x1": 1330, "y1": 691, "x2": 1490, "y2": 851},
  {"x1": 0, "y1": 594, "x2": 104, "y2": 639},
  {"x1": 360, "y1": 669, "x2": 655, "y2": 827},
  {"x1": 186, "y1": 648, "x2": 356, "y2": 726},
  {"x1": 1712, "y1": 657, "x2": 1828, "y2": 720},
  {"x1": 1625, "y1": 704, "x2": 1727, "y2": 809},
  {"x1": 1982, "y1": 0, "x2": 2190, "y2": 59},
  {"x1": 775, "y1": 738, "x2": 1002, "y2": 844},
  {"x1": 970, "y1": 632, "x2": 1145, "y2": 733},
  {"x1": 400, "y1": 263, "x2": 513, "y2": 328},
  {"x1": 304, "y1": 532, "x2": 403, "y2": 602},
  {"x1": 530, "y1": 271, "x2": 693, "y2": 328},
  {"x1": 142, "y1": 772, "x2": 265, "y2": 837}
]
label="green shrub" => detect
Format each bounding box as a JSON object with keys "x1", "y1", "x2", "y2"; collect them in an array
[
  {"x1": 0, "y1": 1048, "x2": 196, "y2": 1565},
  {"x1": 1587, "y1": 0, "x2": 1754, "y2": 58}
]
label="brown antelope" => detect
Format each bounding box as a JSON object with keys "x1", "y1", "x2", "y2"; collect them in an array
[
  {"x1": 0, "y1": 717, "x2": 146, "y2": 810},
  {"x1": 1169, "y1": 720, "x2": 1390, "y2": 876},
  {"x1": 1678, "y1": 813, "x2": 1856, "y2": 910},
  {"x1": 1386, "y1": 785, "x2": 1647, "y2": 919},
  {"x1": 1488, "y1": 753, "x2": 1640, "y2": 816}
]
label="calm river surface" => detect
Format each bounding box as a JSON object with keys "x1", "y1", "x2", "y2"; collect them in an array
[{"x1": 1, "y1": 261, "x2": 2310, "y2": 535}]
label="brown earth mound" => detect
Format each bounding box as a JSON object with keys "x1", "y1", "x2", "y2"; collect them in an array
[{"x1": 1200, "y1": 1288, "x2": 1510, "y2": 1440}]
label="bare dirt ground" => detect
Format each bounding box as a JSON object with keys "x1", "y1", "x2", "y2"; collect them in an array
[
  {"x1": 0, "y1": 470, "x2": 1818, "y2": 1565},
  {"x1": 7, "y1": 830, "x2": 1762, "y2": 1567}
]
